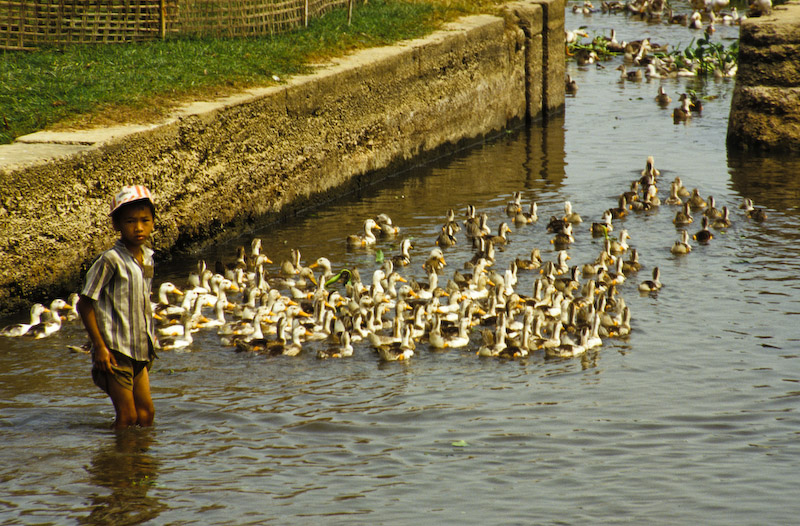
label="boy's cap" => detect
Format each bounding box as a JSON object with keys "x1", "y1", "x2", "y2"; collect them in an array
[{"x1": 109, "y1": 185, "x2": 154, "y2": 216}]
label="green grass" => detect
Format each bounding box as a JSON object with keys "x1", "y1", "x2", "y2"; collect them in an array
[{"x1": 0, "y1": 0, "x2": 504, "y2": 145}]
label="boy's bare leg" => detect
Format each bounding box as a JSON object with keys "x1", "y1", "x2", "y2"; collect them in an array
[
  {"x1": 107, "y1": 379, "x2": 139, "y2": 429},
  {"x1": 132, "y1": 368, "x2": 155, "y2": 427}
]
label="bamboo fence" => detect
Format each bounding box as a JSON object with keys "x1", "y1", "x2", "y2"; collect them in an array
[{"x1": 0, "y1": 0, "x2": 350, "y2": 50}]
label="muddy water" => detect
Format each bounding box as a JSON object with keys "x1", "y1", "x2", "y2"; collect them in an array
[{"x1": 3, "y1": 6, "x2": 800, "y2": 524}]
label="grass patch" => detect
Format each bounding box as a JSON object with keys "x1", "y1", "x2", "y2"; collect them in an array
[{"x1": 0, "y1": 0, "x2": 505, "y2": 145}]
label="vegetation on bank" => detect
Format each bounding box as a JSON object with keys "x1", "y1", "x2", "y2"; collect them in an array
[{"x1": 0, "y1": 0, "x2": 506, "y2": 145}]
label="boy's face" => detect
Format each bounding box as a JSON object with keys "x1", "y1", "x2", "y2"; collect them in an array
[{"x1": 113, "y1": 203, "x2": 154, "y2": 250}]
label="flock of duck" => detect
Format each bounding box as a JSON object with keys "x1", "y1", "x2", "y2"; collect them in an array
[
  {"x1": 1, "y1": 156, "x2": 768, "y2": 365},
  {"x1": 564, "y1": 0, "x2": 756, "y2": 118}
]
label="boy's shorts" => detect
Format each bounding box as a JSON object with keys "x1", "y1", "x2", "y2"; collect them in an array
[{"x1": 92, "y1": 348, "x2": 154, "y2": 394}]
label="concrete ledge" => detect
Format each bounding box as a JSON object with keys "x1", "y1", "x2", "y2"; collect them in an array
[
  {"x1": 728, "y1": 0, "x2": 800, "y2": 151},
  {"x1": 0, "y1": 2, "x2": 564, "y2": 316}
]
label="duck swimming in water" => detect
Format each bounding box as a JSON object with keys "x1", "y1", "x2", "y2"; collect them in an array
[
  {"x1": 392, "y1": 238, "x2": 414, "y2": 266},
  {"x1": 347, "y1": 218, "x2": 382, "y2": 247},
  {"x1": 590, "y1": 210, "x2": 614, "y2": 237},
  {"x1": 673, "y1": 93, "x2": 692, "y2": 122},
  {"x1": 687, "y1": 188, "x2": 707, "y2": 210},
  {"x1": 741, "y1": 198, "x2": 767, "y2": 221},
  {"x1": 514, "y1": 202, "x2": 538, "y2": 225},
  {"x1": 638, "y1": 267, "x2": 662, "y2": 292},
  {"x1": 693, "y1": 216, "x2": 714, "y2": 243},
  {"x1": 375, "y1": 213, "x2": 400, "y2": 237},
  {"x1": 673, "y1": 202, "x2": 694, "y2": 227},
  {"x1": 671, "y1": 229, "x2": 692, "y2": 255},
  {"x1": 655, "y1": 86, "x2": 672, "y2": 106},
  {"x1": 566, "y1": 74, "x2": 579, "y2": 95},
  {"x1": 1, "y1": 303, "x2": 49, "y2": 337},
  {"x1": 711, "y1": 206, "x2": 732, "y2": 229}
]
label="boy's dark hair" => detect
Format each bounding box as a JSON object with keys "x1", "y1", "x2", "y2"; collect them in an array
[{"x1": 110, "y1": 200, "x2": 156, "y2": 225}]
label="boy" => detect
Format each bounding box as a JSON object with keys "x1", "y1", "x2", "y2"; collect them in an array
[{"x1": 77, "y1": 185, "x2": 157, "y2": 429}]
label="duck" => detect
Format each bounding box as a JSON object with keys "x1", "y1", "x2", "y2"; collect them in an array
[
  {"x1": 689, "y1": 10, "x2": 703, "y2": 29},
  {"x1": 673, "y1": 93, "x2": 692, "y2": 122},
  {"x1": 671, "y1": 229, "x2": 693, "y2": 255},
  {"x1": 436, "y1": 223, "x2": 458, "y2": 247},
  {"x1": 424, "y1": 247, "x2": 448, "y2": 274},
  {"x1": 563, "y1": 201, "x2": 583, "y2": 224},
  {"x1": 643, "y1": 184, "x2": 661, "y2": 207},
  {"x1": 444, "y1": 315, "x2": 472, "y2": 348},
  {"x1": 711, "y1": 206, "x2": 732, "y2": 229},
  {"x1": 152, "y1": 281, "x2": 185, "y2": 317},
  {"x1": 442, "y1": 208, "x2": 462, "y2": 234},
  {"x1": 27, "y1": 299, "x2": 68, "y2": 339},
  {"x1": 1, "y1": 303, "x2": 49, "y2": 337},
  {"x1": 703, "y1": 196, "x2": 723, "y2": 219},
  {"x1": 687, "y1": 188, "x2": 707, "y2": 210},
  {"x1": 392, "y1": 238, "x2": 414, "y2": 266},
  {"x1": 545, "y1": 325, "x2": 588, "y2": 358},
  {"x1": 269, "y1": 321, "x2": 308, "y2": 357},
  {"x1": 485, "y1": 222, "x2": 512, "y2": 247},
  {"x1": 347, "y1": 218, "x2": 382, "y2": 247},
  {"x1": 375, "y1": 213, "x2": 400, "y2": 236},
  {"x1": 607, "y1": 196, "x2": 629, "y2": 219},
  {"x1": 638, "y1": 267, "x2": 662, "y2": 292},
  {"x1": 279, "y1": 248, "x2": 304, "y2": 277},
  {"x1": 63, "y1": 293, "x2": 80, "y2": 321},
  {"x1": 375, "y1": 325, "x2": 415, "y2": 361},
  {"x1": 664, "y1": 181, "x2": 683, "y2": 205},
  {"x1": 673, "y1": 176, "x2": 691, "y2": 198},
  {"x1": 655, "y1": 85, "x2": 672, "y2": 106},
  {"x1": 514, "y1": 202, "x2": 538, "y2": 225},
  {"x1": 741, "y1": 198, "x2": 767, "y2": 221},
  {"x1": 552, "y1": 250, "x2": 571, "y2": 275},
  {"x1": 622, "y1": 249, "x2": 642, "y2": 274},
  {"x1": 316, "y1": 330, "x2": 353, "y2": 359},
  {"x1": 566, "y1": 74, "x2": 578, "y2": 95},
  {"x1": 505, "y1": 192, "x2": 523, "y2": 216},
  {"x1": 693, "y1": 216, "x2": 714, "y2": 243},
  {"x1": 641, "y1": 155, "x2": 661, "y2": 178},
  {"x1": 233, "y1": 311, "x2": 272, "y2": 353},
  {"x1": 158, "y1": 315, "x2": 194, "y2": 351},
  {"x1": 617, "y1": 64, "x2": 643, "y2": 81},
  {"x1": 551, "y1": 223, "x2": 575, "y2": 246},
  {"x1": 516, "y1": 248, "x2": 543, "y2": 270},
  {"x1": 427, "y1": 314, "x2": 449, "y2": 350},
  {"x1": 606, "y1": 306, "x2": 632, "y2": 338},
  {"x1": 690, "y1": 93, "x2": 704, "y2": 114},
  {"x1": 565, "y1": 28, "x2": 589, "y2": 44},
  {"x1": 673, "y1": 202, "x2": 694, "y2": 227},
  {"x1": 609, "y1": 229, "x2": 630, "y2": 255},
  {"x1": 590, "y1": 210, "x2": 614, "y2": 237},
  {"x1": 546, "y1": 215, "x2": 569, "y2": 234}
]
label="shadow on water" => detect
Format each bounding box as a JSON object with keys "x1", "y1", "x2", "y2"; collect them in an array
[{"x1": 80, "y1": 429, "x2": 166, "y2": 526}]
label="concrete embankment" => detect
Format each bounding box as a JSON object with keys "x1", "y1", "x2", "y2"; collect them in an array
[
  {"x1": 727, "y1": 0, "x2": 800, "y2": 152},
  {"x1": 0, "y1": 0, "x2": 564, "y2": 317}
]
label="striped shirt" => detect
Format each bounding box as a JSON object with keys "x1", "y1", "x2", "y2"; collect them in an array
[{"x1": 81, "y1": 239, "x2": 155, "y2": 362}]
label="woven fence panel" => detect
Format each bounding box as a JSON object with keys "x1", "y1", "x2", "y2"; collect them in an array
[
  {"x1": 0, "y1": 0, "x2": 165, "y2": 49},
  {"x1": 1, "y1": 0, "x2": 349, "y2": 50}
]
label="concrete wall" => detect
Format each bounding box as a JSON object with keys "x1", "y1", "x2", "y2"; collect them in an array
[
  {"x1": 0, "y1": 0, "x2": 564, "y2": 317},
  {"x1": 727, "y1": 0, "x2": 800, "y2": 152}
]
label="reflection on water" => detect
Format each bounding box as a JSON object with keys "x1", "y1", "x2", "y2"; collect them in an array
[{"x1": 81, "y1": 430, "x2": 165, "y2": 526}]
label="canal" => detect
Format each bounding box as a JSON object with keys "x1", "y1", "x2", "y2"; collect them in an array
[{"x1": 2, "y1": 3, "x2": 800, "y2": 523}]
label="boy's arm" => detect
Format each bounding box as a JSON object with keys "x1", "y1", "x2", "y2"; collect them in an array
[{"x1": 76, "y1": 295, "x2": 117, "y2": 372}]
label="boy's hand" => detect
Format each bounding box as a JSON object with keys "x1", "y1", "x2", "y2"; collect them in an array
[{"x1": 92, "y1": 346, "x2": 117, "y2": 373}]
